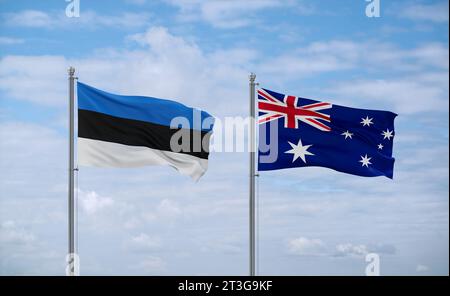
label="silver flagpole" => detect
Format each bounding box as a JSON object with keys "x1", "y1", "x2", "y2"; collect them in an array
[
  {"x1": 68, "y1": 66, "x2": 76, "y2": 276},
  {"x1": 249, "y1": 73, "x2": 256, "y2": 276}
]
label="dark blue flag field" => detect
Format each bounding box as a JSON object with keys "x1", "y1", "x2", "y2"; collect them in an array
[{"x1": 258, "y1": 88, "x2": 397, "y2": 179}]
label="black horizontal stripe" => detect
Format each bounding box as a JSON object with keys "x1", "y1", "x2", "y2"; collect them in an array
[{"x1": 78, "y1": 109, "x2": 211, "y2": 159}]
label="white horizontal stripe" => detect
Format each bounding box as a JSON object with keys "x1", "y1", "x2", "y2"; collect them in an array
[{"x1": 78, "y1": 138, "x2": 208, "y2": 181}]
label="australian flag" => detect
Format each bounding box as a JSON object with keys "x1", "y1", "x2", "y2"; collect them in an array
[{"x1": 258, "y1": 88, "x2": 397, "y2": 179}]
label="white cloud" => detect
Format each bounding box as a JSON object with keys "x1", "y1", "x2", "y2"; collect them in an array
[
  {"x1": 0, "y1": 121, "x2": 66, "y2": 182},
  {"x1": 156, "y1": 199, "x2": 182, "y2": 218},
  {"x1": 409, "y1": 43, "x2": 449, "y2": 69},
  {"x1": 369, "y1": 243, "x2": 397, "y2": 255},
  {"x1": 257, "y1": 40, "x2": 449, "y2": 114},
  {"x1": 287, "y1": 237, "x2": 397, "y2": 258},
  {"x1": 4, "y1": 10, "x2": 52, "y2": 28},
  {"x1": 80, "y1": 11, "x2": 151, "y2": 29},
  {"x1": 400, "y1": 2, "x2": 449, "y2": 23},
  {"x1": 0, "y1": 219, "x2": 66, "y2": 275},
  {"x1": 335, "y1": 243, "x2": 369, "y2": 257},
  {"x1": 135, "y1": 256, "x2": 166, "y2": 273},
  {"x1": 259, "y1": 41, "x2": 360, "y2": 77},
  {"x1": 126, "y1": 0, "x2": 147, "y2": 5},
  {"x1": 331, "y1": 73, "x2": 449, "y2": 114},
  {"x1": 128, "y1": 233, "x2": 162, "y2": 250},
  {"x1": 78, "y1": 190, "x2": 114, "y2": 215},
  {"x1": 260, "y1": 52, "x2": 350, "y2": 76},
  {"x1": 0, "y1": 55, "x2": 68, "y2": 106},
  {"x1": 0, "y1": 26, "x2": 252, "y2": 114},
  {"x1": 200, "y1": 235, "x2": 242, "y2": 254},
  {"x1": 1, "y1": 31, "x2": 447, "y2": 117},
  {"x1": 260, "y1": 40, "x2": 449, "y2": 79},
  {"x1": 0, "y1": 36, "x2": 25, "y2": 45},
  {"x1": 199, "y1": 0, "x2": 282, "y2": 28},
  {"x1": 416, "y1": 264, "x2": 430, "y2": 272},
  {"x1": 0, "y1": 220, "x2": 35, "y2": 245},
  {"x1": 287, "y1": 237, "x2": 326, "y2": 256},
  {"x1": 334, "y1": 243, "x2": 396, "y2": 257},
  {"x1": 128, "y1": 26, "x2": 201, "y2": 56},
  {"x1": 164, "y1": 0, "x2": 294, "y2": 28},
  {"x1": 3, "y1": 10, "x2": 151, "y2": 29},
  {"x1": 139, "y1": 198, "x2": 183, "y2": 223},
  {"x1": 0, "y1": 218, "x2": 62, "y2": 275}
]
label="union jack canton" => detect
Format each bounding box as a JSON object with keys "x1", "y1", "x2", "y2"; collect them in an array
[{"x1": 257, "y1": 88, "x2": 397, "y2": 179}]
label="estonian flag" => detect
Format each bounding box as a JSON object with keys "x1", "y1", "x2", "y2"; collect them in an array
[{"x1": 77, "y1": 82, "x2": 214, "y2": 181}]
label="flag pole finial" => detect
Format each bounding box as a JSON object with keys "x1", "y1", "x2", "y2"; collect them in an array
[{"x1": 68, "y1": 66, "x2": 75, "y2": 76}]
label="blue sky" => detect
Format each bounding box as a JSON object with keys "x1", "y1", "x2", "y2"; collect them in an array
[{"x1": 0, "y1": 0, "x2": 448, "y2": 275}]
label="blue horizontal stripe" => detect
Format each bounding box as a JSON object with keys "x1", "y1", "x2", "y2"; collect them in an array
[{"x1": 77, "y1": 82, "x2": 214, "y2": 132}]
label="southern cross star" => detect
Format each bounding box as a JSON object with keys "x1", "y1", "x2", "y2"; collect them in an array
[
  {"x1": 341, "y1": 130, "x2": 353, "y2": 139},
  {"x1": 361, "y1": 116, "x2": 374, "y2": 127},
  {"x1": 359, "y1": 154, "x2": 372, "y2": 167},
  {"x1": 285, "y1": 139, "x2": 314, "y2": 163},
  {"x1": 382, "y1": 129, "x2": 394, "y2": 140}
]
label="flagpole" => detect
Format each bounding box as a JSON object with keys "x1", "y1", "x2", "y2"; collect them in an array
[
  {"x1": 68, "y1": 66, "x2": 76, "y2": 276},
  {"x1": 249, "y1": 73, "x2": 256, "y2": 276}
]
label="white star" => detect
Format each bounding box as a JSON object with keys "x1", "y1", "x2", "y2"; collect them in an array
[
  {"x1": 378, "y1": 144, "x2": 384, "y2": 150},
  {"x1": 382, "y1": 129, "x2": 394, "y2": 140},
  {"x1": 341, "y1": 130, "x2": 353, "y2": 139},
  {"x1": 359, "y1": 154, "x2": 372, "y2": 167},
  {"x1": 361, "y1": 116, "x2": 374, "y2": 127},
  {"x1": 285, "y1": 139, "x2": 314, "y2": 163}
]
